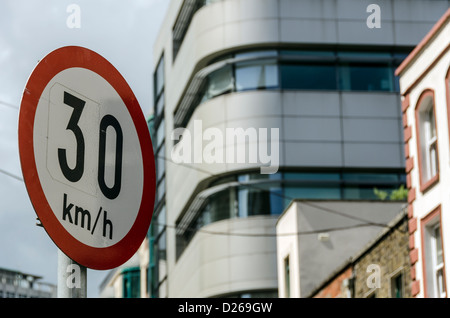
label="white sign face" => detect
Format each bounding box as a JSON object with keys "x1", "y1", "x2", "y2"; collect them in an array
[
  {"x1": 36, "y1": 68, "x2": 144, "y2": 247},
  {"x1": 19, "y1": 47, "x2": 155, "y2": 270}
]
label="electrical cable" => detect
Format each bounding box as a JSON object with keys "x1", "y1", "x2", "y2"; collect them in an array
[
  {"x1": 0, "y1": 113, "x2": 408, "y2": 236},
  {"x1": 153, "y1": 221, "x2": 404, "y2": 238},
  {"x1": 154, "y1": 153, "x2": 408, "y2": 236},
  {"x1": 0, "y1": 168, "x2": 23, "y2": 182},
  {"x1": 0, "y1": 100, "x2": 19, "y2": 110}
]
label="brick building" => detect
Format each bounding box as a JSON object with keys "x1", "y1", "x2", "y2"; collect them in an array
[
  {"x1": 352, "y1": 213, "x2": 411, "y2": 298},
  {"x1": 310, "y1": 211, "x2": 411, "y2": 298},
  {"x1": 276, "y1": 200, "x2": 407, "y2": 298},
  {"x1": 395, "y1": 8, "x2": 450, "y2": 298}
]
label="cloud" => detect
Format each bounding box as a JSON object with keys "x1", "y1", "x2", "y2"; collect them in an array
[{"x1": 0, "y1": 0, "x2": 169, "y2": 297}]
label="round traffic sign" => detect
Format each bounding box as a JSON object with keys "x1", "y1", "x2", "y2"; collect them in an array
[{"x1": 18, "y1": 46, "x2": 156, "y2": 270}]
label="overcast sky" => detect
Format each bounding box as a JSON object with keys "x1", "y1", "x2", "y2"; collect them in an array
[{"x1": 0, "y1": 0, "x2": 169, "y2": 297}]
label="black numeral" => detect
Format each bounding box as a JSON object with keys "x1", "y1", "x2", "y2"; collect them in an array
[
  {"x1": 58, "y1": 92, "x2": 85, "y2": 182},
  {"x1": 58, "y1": 91, "x2": 123, "y2": 200},
  {"x1": 98, "y1": 115, "x2": 123, "y2": 200}
]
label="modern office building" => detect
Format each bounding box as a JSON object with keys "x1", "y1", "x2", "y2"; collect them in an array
[
  {"x1": 148, "y1": 0, "x2": 450, "y2": 298},
  {"x1": 396, "y1": 8, "x2": 450, "y2": 298},
  {"x1": 0, "y1": 267, "x2": 56, "y2": 298}
]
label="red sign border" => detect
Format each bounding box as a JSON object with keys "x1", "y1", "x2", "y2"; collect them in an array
[{"x1": 18, "y1": 46, "x2": 156, "y2": 270}]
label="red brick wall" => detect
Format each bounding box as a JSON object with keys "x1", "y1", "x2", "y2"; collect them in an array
[
  {"x1": 402, "y1": 93, "x2": 420, "y2": 297},
  {"x1": 313, "y1": 266, "x2": 353, "y2": 298}
]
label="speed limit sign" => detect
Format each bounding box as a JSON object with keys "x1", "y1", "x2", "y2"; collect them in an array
[{"x1": 18, "y1": 46, "x2": 156, "y2": 270}]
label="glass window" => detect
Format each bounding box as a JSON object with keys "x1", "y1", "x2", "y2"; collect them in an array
[
  {"x1": 391, "y1": 273, "x2": 403, "y2": 298},
  {"x1": 284, "y1": 172, "x2": 340, "y2": 181},
  {"x1": 207, "y1": 189, "x2": 234, "y2": 224},
  {"x1": 339, "y1": 63, "x2": 393, "y2": 91},
  {"x1": 154, "y1": 56, "x2": 164, "y2": 99},
  {"x1": 280, "y1": 50, "x2": 334, "y2": 58},
  {"x1": 425, "y1": 107, "x2": 438, "y2": 178},
  {"x1": 201, "y1": 65, "x2": 233, "y2": 101},
  {"x1": 176, "y1": 170, "x2": 406, "y2": 258},
  {"x1": 149, "y1": 203, "x2": 167, "y2": 298},
  {"x1": 157, "y1": 230, "x2": 167, "y2": 260},
  {"x1": 342, "y1": 173, "x2": 399, "y2": 183},
  {"x1": 417, "y1": 91, "x2": 438, "y2": 186},
  {"x1": 424, "y1": 218, "x2": 446, "y2": 298},
  {"x1": 156, "y1": 119, "x2": 165, "y2": 148},
  {"x1": 280, "y1": 63, "x2": 337, "y2": 90},
  {"x1": 433, "y1": 225, "x2": 445, "y2": 298},
  {"x1": 157, "y1": 178, "x2": 165, "y2": 202},
  {"x1": 238, "y1": 173, "x2": 281, "y2": 182},
  {"x1": 284, "y1": 185, "x2": 340, "y2": 207},
  {"x1": 235, "y1": 60, "x2": 278, "y2": 91},
  {"x1": 156, "y1": 205, "x2": 166, "y2": 236},
  {"x1": 156, "y1": 145, "x2": 165, "y2": 181},
  {"x1": 284, "y1": 256, "x2": 290, "y2": 298},
  {"x1": 338, "y1": 51, "x2": 391, "y2": 60},
  {"x1": 235, "y1": 50, "x2": 278, "y2": 59},
  {"x1": 175, "y1": 49, "x2": 407, "y2": 130},
  {"x1": 156, "y1": 92, "x2": 164, "y2": 118},
  {"x1": 123, "y1": 268, "x2": 140, "y2": 298},
  {"x1": 238, "y1": 184, "x2": 283, "y2": 217}
]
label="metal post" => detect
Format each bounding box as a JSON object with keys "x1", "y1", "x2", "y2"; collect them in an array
[{"x1": 57, "y1": 249, "x2": 87, "y2": 298}]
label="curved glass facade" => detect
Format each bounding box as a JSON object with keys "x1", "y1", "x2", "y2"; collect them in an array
[
  {"x1": 176, "y1": 170, "x2": 406, "y2": 258},
  {"x1": 174, "y1": 49, "x2": 407, "y2": 128}
]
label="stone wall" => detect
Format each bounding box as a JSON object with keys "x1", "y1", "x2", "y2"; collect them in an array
[{"x1": 353, "y1": 218, "x2": 411, "y2": 298}]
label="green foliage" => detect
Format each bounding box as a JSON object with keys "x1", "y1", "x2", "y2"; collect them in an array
[
  {"x1": 373, "y1": 185, "x2": 408, "y2": 201},
  {"x1": 373, "y1": 188, "x2": 388, "y2": 200}
]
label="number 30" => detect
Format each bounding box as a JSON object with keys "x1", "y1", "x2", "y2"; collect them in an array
[{"x1": 58, "y1": 91, "x2": 123, "y2": 199}]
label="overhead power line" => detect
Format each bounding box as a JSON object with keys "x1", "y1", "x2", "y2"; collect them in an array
[
  {"x1": 0, "y1": 100, "x2": 19, "y2": 110},
  {"x1": 0, "y1": 168, "x2": 23, "y2": 182},
  {"x1": 0, "y1": 128, "x2": 407, "y2": 237},
  {"x1": 153, "y1": 221, "x2": 403, "y2": 238},
  {"x1": 154, "y1": 153, "x2": 408, "y2": 236}
]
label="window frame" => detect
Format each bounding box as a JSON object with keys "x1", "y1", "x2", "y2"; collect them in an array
[
  {"x1": 421, "y1": 205, "x2": 447, "y2": 298},
  {"x1": 150, "y1": 53, "x2": 167, "y2": 298},
  {"x1": 122, "y1": 267, "x2": 141, "y2": 298},
  {"x1": 389, "y1": 267, "x2": 405, "y2": 298},
  {"x1": 174, "y1": 49, "x2": 406, "y2": 131},
  {"x1": 284, "y1": 255, "x2": 291, "y2": 298},
  {"x1": 415, "y1": 89, "x2": 439, "y2": 193},
  {"x1": 446, "y1": 67, "x2": 450, "y2": 151}
]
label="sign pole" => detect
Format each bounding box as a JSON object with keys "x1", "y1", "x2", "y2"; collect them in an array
[{"x1": 57, "y1": 249, "x2": 87, "y2": 298}]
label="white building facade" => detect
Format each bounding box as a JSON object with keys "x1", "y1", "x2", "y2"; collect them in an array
[
  {"x1": 276, "y1": 200, "x2": 406, "y2": 298},
  {"x1": 148, "y1": 0, "x2": 449, "y2": 298},
  {"x1": 396, "y1": 8, "x2": 450, "y2": 298},
  {"x1": 0, "y1": 267, "x2": 56, "y2": 298}
]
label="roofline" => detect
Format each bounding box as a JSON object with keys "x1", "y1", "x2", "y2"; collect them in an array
[
  {"x1": 276, "y1": 199, "x2": 407, "y2": 226},
  {"x1": 306, "y1": 206, "x2": 408, "y2": 298},
  {"x1": 0, "y1": 267, "x2": 43, "y2": 280},
  {"x1": 395, "y1": 8, "x2": 450, "y2": 76}
]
